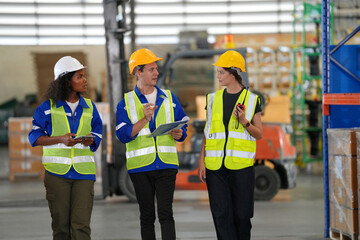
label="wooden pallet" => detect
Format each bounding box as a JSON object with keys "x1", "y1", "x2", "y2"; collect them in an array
[{"x1": 330, "y1": 229, "x2": 358, "y2": 240}]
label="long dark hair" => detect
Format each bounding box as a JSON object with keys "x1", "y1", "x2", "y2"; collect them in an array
[
  {"x1": 44, "y1": 71, "x2": 76, "y2": 103},
  {"x1": 224, "y1": 67, "x2": 245, "y2": 87}
]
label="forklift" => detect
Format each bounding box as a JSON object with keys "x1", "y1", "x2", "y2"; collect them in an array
[{"x1": 101, "y1": 0, "x2": 297, "y2": 202}]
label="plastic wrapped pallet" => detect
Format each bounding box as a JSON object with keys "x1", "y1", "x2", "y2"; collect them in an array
[
  {"x1": 8, "y1": 117, "x2": 44, "y2": 181},
  {"x1": 357, "y1": 132, "x2": 360, "y2": 238},
  {"x1": 328, "y1": 128, "x2": 359, "y2": 238}
]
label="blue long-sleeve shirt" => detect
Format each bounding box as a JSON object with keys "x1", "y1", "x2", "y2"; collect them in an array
[
  {"x1": 28, "y1": 95, "x2": 103, "y2": 181},
  {"x1": 116, "y1": 85, "x2": 188, "y2": 173}
]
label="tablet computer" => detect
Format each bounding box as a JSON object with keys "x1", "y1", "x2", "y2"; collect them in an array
[{"x1": 74, "y1": 135, "x2": 95, "y2": 140}]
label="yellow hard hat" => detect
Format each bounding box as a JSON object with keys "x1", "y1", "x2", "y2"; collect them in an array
[
  {"x1": 213, "y1": 50, "x2": 246, "y2": 72},
  {"x1": 129, "y1": 48, "x2": 163, "y2": 74}
]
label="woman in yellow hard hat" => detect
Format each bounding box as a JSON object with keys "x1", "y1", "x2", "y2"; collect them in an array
[{"x1": 198, "y1": 50, "x2": 263, "y2": 240}]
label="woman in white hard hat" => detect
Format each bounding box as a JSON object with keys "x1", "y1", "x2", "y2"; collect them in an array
[
  {"x1": 28, "y1": 56, "x2": 103, "y2": 240},
  {"x1": 198, "y1": 50, "x2": 263, "y2": 240}
]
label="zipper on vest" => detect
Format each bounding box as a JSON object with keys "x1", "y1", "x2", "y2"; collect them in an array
[
  {"x1": 154, "y1": 137, "x2": 158, "y2": 154},
  {"x1": 73, "y1": 112, "x2": 76, "y2": 127}
]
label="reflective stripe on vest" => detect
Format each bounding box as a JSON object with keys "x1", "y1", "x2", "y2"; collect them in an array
[
  {"x1": 124, "y1": 89, "x2": 178, "y2": 170},
  {"x1": 42, "y1": 98, "x2": 95, "y2": 175},
  {"x1": 204, "y1": 89, "x2": 258, "y2": 170}
]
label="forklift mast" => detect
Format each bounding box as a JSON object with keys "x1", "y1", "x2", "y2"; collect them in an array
[{"x1": 102, "y1": 0, "x2": 130, "y2": 198}]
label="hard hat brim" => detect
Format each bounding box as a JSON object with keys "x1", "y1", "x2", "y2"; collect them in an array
[{"x1": 212, "y1": 63, "x2": 246, "y2": 72}]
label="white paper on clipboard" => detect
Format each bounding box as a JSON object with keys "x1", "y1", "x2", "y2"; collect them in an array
[{"x1": 148, "y1": 119, "x2": 189, "y2": 137}]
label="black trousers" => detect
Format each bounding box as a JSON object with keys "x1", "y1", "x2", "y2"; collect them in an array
[
  {"x1": 206, "y1": 166, "x2": 255, "y2": 240},
  {"x1": 130, "y1": 169, "x2": 178, "y2": 240},
  {"x1": 44, "y1": 171, "x2": 95, "y2": 240}
]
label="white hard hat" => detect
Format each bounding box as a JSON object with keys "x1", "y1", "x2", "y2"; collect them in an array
[{"x1": 54, "y1": 56, "x2": 86, "y2": 80}]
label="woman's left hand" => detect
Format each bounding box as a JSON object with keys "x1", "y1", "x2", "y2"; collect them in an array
[{"x1": 169, "y1": 129, "x2": 183, "y2": 140}]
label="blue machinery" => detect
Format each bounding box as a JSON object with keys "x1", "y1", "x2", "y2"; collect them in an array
[{"x1": 322, "y1": 0, "x2": 360, "y2": 237}]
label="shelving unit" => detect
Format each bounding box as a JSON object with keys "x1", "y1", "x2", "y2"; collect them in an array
[
  {"x1": 246, "y1": 47, "x2": 259, "y2": 90},
  {"x1": 323, "y1": 23, "x2": 360, "y2": 237},
  {"x1": 258, "y1": 46, "x2": 277, "y2": 94},
  {"x1": 276, "y1": 46, "x2": 292, "y2": 95},
  {"x1": 291, "y1": 2, "x2": 325, "y2": 164},
  {"x1": 322, "y1": 0, "x2": 360, "y2": 237}
]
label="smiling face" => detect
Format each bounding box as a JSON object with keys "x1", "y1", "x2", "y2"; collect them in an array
[
  {"x1": 216, "y1": 67, "x2": 236, "y2": 87},
  {"x1": 136, "y1": 62, "x2": 159, "y2": 87},
  {"x1": 69, "y1": 69, "x2": 87, "y2": 94}
]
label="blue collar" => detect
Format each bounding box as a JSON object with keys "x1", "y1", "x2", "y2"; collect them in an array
[
  {"x1": 55, "y1": 95, "x2": 90, "y2": 109},
  {"x1": 134, "y1": 85, "x2": 167, "y2": 99}
]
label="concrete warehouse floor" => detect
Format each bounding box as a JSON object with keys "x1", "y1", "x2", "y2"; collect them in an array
[{"x1": 0, "y1": 145, "x2": 326, "y2": 240}]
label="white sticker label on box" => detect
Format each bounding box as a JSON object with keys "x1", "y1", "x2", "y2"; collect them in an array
[{"x1": 335, "y1": 156, "x2": 342, "y2": 179}]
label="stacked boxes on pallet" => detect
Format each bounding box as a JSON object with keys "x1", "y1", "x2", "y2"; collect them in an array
[
  {"x1": 328, "y1": 128, "x2": 359, "y2": 238},
  {"x1": 357, "y1": 132, "x2": 360, "y2": 239},
  {"x1": 8, "y1": 117, "x2": 44, "y2": 181}
]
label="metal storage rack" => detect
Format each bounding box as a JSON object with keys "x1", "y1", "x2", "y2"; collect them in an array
[
  {"x1": 322, "y1": 0, "x2": 360, "y2": 237},
  {"x1": 276, "y1": 46, "x2": 292, "y2": 95},
  {"x1": 291, "y1": 2, "x2": 325, "y2": 165}
]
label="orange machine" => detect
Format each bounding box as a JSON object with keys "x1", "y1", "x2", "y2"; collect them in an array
[{"x1": 175, "y1": 120, "x2": 296, "y2": 200}]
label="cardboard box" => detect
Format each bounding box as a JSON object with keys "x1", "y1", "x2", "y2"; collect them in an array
[
  {"x1": 328, "y1": 128, "x2": 360, "y2": 236},
  {"x1": 330, "y1": 202, "x2": 359, "y2": 235},
  {"x1": 9, "y1": 157, "x2": 44, "y2": 181},
  {"x1": 8, "y1": 117, "x2": 33, "y2": 133},
  {"x1": 95, "y1": 102, "x2": 112, "y2": 163},
  {"x1": 356, "y1": 132, "x2": 360, "y2": 235},
  {"x1": 327, "y1": 128, "x2": 360, "y2": 156},
  {"x1": 195, "y1": 95, "x2": 206, "y2": 121},
  {"x1": 329, "y1": 155, "x2": 358, "y2": 208}
]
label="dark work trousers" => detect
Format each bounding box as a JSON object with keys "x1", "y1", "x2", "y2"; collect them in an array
[
  {"x1": 44, "y1": 171, "x2": 95, "y2": 240},
  {"x1": 206, "y1": 166, "x2": 255, "y2": 240},
  {"x1": 130, "y1": 168, "x2": 178, "y2": 240}
]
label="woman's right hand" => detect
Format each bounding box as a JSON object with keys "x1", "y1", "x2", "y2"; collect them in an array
[
  {"x1": 198, "y1": 158, "x2": 206, "y2": 183},
  {"x1": 61, "y1": 133, "x2": 81, "y2": 146}
]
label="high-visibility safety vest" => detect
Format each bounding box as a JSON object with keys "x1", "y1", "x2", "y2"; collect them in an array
[
  {"x1": 204, "y1": 89, "x2": 258, "y2": 170},
  {"x1": 124, "y1": 89, "x2": 178, "y2": 170},
  {"x1": 42, "y1": 98, "x2": 96, "y2": 175}
]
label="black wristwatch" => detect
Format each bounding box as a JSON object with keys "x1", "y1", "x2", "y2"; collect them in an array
[{"x1": 244, "y1": 122, "x2": 250, "y2": 128}]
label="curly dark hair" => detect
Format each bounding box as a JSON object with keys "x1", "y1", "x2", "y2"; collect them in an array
[
  {"x1": 224, "y1": 67, "x2": 244, "y2": 87},
  {"x1": 44, "y1": 71, "x2": 76, "y2": 104}
]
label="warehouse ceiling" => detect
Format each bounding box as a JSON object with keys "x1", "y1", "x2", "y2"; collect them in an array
[{"x1": 0, "y1": 0, "x2": 357, "y2": 45}]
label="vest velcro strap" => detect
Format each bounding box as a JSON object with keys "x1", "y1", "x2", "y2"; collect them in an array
[
  {"x1": 205, "y1": 150, "x2": 224, "y2": 158},
  {"x1": 73, "y1": 156, "x2": 95, "y2": 163},
  {"x1": 126, "y1": 146, "x2": 156, "y2": 159},
  {"x1": 207, "y1": 132, "x2": 226, "y2": 139},
  {"x1": 42, "y1": 156, "x2": 72, "y2": 164},
  {"x1": 158, "y1": 146, "x2": 177, "y2": 153},
  {"x1": 228, "y1": 131, "x2": 256, "y2": 141},
  {"x1": 138, "y1": 128, "x2": 151, "y2": 136},
  {"x1": 43, "y1": 143, "x2": 71, "y2": 149},
  {"x1": 226, "y1": 149, "x2": 256, "y2": 159}
]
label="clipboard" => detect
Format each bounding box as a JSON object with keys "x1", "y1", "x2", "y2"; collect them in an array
[{"x1": 148, "y1": 119, "x2": 189, "y2": 137}]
